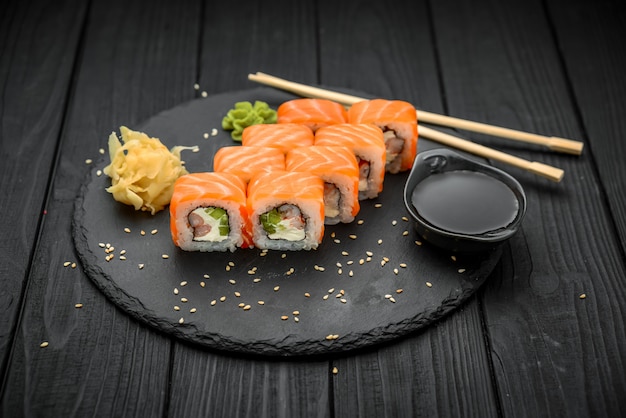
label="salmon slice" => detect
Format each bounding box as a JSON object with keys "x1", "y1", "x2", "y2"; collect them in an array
[
  {"x1": 277, "y1": 99, "x2": 348, "y2": 132},
  {"x1": 241, "y1": 123, "x2": 314, "y2": 153},
  {"x1": 314, "y1": 123, "x2": 386, "y2": 200},
  {"x1": 286, "y1": 145, "x2": 360, "y2": 224},
  {"x1": 213, "y1": 146, "x2": 285, "y2": 183},
  {"x1": 348, "y1": 99, "x2": 418, "y2": 173}
]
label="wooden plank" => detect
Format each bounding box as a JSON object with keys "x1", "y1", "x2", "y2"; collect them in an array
[
  {"x1": 165, "y1": 2, "x2": 331, "y2": 417},
  {"x1": 0, "y1": 0, "x2": 87, "y2": 373},
  {"x1": 0, "y1": 0, "x2": 201, "y2": 415},
  {"x1": 317, "y1": 0, "x2": 499, "y2": 416},
  {"x1": 429, "y1": 0, "x2": 626, "y2": 416},
  {"x1": 547, "y1": 0, "x2": 626, "y2": 252}
]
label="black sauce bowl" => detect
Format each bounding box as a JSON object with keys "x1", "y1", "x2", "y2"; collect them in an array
[{"x1": 403, "y1": 148, "x2": 527, "y2": 253}]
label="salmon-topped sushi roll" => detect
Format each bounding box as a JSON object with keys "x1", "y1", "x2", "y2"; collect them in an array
[
  {"x1": 286, "y1": 146, "x2": 360, "y2": 225},
  {"x1": 170, "y1": 172, "x2": 250, "y2": 252},
  {"x1": 247, "y1": 171, "x2": 325, "y2": 251},
  {"x1": 348, "y1": 99, "x2": 418, "y2": 173},
  {"x1": 314, "y1": 123, "x2": 386, "y2": 200},
  {"x1": 213, "y1": 146, "x2": 285, "y2": 183},
  {"x1": 277, "y1": 99, "x2": 348, "y2": 132},
  {"x1": 241, "y1": 123, "x2": 314, "y2": 153}
]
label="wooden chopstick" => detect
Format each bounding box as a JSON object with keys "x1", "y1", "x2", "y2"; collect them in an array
[
  {"x1": 248, "y1": 72, "x2": 565, "y2": 182},
  {"x1": 249, "y1": 72, "x2": 583, "y2": 155}
]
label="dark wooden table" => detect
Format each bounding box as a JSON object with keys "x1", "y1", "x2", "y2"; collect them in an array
[{"x1": 2, "y1": 0, "x2": 625, "y2": 416}]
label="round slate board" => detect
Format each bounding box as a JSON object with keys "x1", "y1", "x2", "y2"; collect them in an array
[{"x1": 72, "y1": 87, "x2": 501, "y2": 357}]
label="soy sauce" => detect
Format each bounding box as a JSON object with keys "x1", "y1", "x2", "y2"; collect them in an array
[{"x1": 411, "y1": 170, "x2": 519, "y2": 235}]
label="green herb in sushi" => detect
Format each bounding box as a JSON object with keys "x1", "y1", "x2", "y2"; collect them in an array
[
  {"x1": 260, "y1": 208, "x2": 282, "y2": 235},
  {"x1": 222, "y1": 101, "x2": 277, "y2": 141}
]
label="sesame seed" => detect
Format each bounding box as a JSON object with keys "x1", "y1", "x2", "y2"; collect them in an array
[
  {"x1": 579, "y1": 293, "x2": 587, "y2": 299},
  {"x1": 173, "y1": 288, "x2": 179, "y2": 295},
  {"x1": 253, "y1": 278, "x2": 261, "y2": 283},
  {"x1": 178, "y1": 318, "x2": 184, "y2": 324},
  {"x1": 349, "y1": 234, "x2": 357, "y2": 240},
  {"x1": 201, "y1": 91, "x2": 208, "y2": 98},
  {"x1": 96, "y1": 170, "x2": 102, "y2": 177},
  {"x1": 225, "y1": 265, "x2": 231, "y2": 271},
  {"x1": 349, "y1": 270, "x2": 354, "y2": 277},
  {"x1": 119, "y1": 256, "x2": 126, "y2": 261},
  {"x1": 180, "y1": 298, "x2": 188, "y2": 303},
  {"x1": 330, "y1": 232, "x2": 336, "y2": 238},
  {"x1": 200, "y1": 281, "x2": 205, "y2": 287},
  {"x1": 40, "y1": 342, "x2": 49, "y2": 348},
  {"x1": 238, "y1": 303, "x2": 245, "y2": 308},
  {"x1": 98, "y1": 243, "x2": 105, "y2": 248},
  {"x1": 162, "y1": 254, "x2": 169, "y2": 259},
  {"x1": 203, "y1": 274, "x2": 210, "y2": 279},
  {"x1": 124, "y1": 227, "x2": 131, "y2": 233},
  {"x1": 347, "y1": 260, "x2": 354, "y2": 265},
  {"x1": 377, "y1": 239, "x2": 383, "y2": 245},
  {"x1": 396, "y1": 289, "x2": 403, "y2": 294},
  {"x1": 402, "y1": 216, "x2": 409, "y2": 222},
  {"x1": 332, "y1": 367, "x2": 338, "y2": 374},
  {"x1": 385, "y1": 294, "x2": 392, "y2": 299},
  {"x1": 374, "y1": 203, "x2": 382, "y2": 208},
  {"x1": 210, "y1": 300, "x2": 217, "y2": 306},
  {"x1": 229, "y1": 279, "x2": 236, "y2": 285},
  {"x1": 341, "y1": 251, "x2": 349, "y2": 256},
  {"x1": 203, "y1": 133, "x2": 209, "y2": 139},
  {"x1": 248, "y1": 269, "x2": 256, "y2": 275},
  {"x1": 99, "y1": 148, "x2": 105, "y2": 155},
  {"x1": 304, "y1": 292, "x2": 311, "y2": 298},
  {"x1": 451, "y1": 255, "x2": 457, "y2": 261},
  {"x1": 380, "y1": 260, "x2": 386, "y2": 267},
  {"x1": 274, "y1": 286, "x2": 280, "y2": 292},
  {"x1": 281, "y1": 253, "x2": 287, "y2": 259},
  {"x1": 151, "y1": 229, "x2": 158, "y2": 235},
  {"x1": 359, "y1": 259, "x2": 365, "y2": 265},
  {"x1": 415, "y1": 240, "x2": 422, "y2": 246},
  {"x1": 190, "y1": 308, "x2": 197, "y2": 313},
  {"x1": 120, "y1": 249, "x2": 126, "y2": 255},
  {"x1": 234, "y1": 291, "x2": 241, "y2": 297},
  {"x1": 293, "y1": 310, "x2": 300, "y2": 315},
  {"x1": 228, "y1": 261, "x2": 235, "y2": 267},
  {"x1": 75, "y1": 303, "x2": 83, "y2": 309},
  {"x1": 366, "y1": 251, "x2": 373, "y2": 257},
  {"x1": 220, "y1": 296, "x2": 226, "y2": 302},
  {"x1": 337, "y1": 268, "x2": 343, "y2": 275},
  {"x1": 174, "y1": 306, "x2": 180, "y2": 311},
  {"x1": 328, "y1": 288, "x2": 335, "y2": 294},
  {"x1": 357, "y1": 219, "x2": 364, "y2": 225},
  {"x1": 281, "y1": 315, "x2": 289, "y2": 320},
  {"x1": 458, "y1": 268, "x2": 466, "y2": 273},
  {"x1": 333, "y1": 239, "x2": 341, "y2": 244},
  {"x1": 323, "y1": 294, "x2": 329, "y2": 300},
  {"x1": 193, "y1": 83, "x2": 200, "y2": 90},
  {"x1": 138, "y1": 264, "x2": 145, "y2": 269},
  {"x1": 340, "y1": 298, "x2": 347, "y2": 304},
  {"x1": 140, "y1": 230, "x2": 146, "y2": 236},
  {"x1": 393, "y1": 268, "x2": 399, "y2": 275},
  {"x1": 402, "y1": 231, "x2": 409, "y2": 236},
  {"x1": 389, "y1": 297, "x2": 396, "y2": 303},
  {"x1": 243, "y1": 305, "x2": 251, "y2": 311},
  {"x1": 63, "y1": 261, "x2": 71, "y2": 267},
  {"x1": 400, "y1": 263, "x2": 407, "y2": 268},
  {"x1": 211, "y1": 128, "x2": 218, "y2": 136},
  {"x1": 71, "y1": 262, "x2": 77, "y2": 269},
  {"x1": 258, "y1": 300, "x2": 265, "y2": 305},
  {"x1": 180, "y1": 281, "x2": 187, "y2": 287},
  {"x1": 392, "y1": 220, "x2": 397, "y2": 226},
  {"x1": 426, "y1": 282, "x2": 433, "y2": 288},
  {"x1": 294, "y1": 317, "x2": 300, "y2": 322},
  {"x1": 85, "y1": 159, "x2": 92, "y2": 164},
  {"x1": 366, "y1": 257, "x2": 372, "y2": 262}
]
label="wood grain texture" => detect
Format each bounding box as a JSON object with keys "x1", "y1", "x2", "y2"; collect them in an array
[
  {"x1": 430, "y1": 0, "x2": 626, "y2": 416},
  {"x1": 318, "y1": 0, "x2": 499, "y2": 416},
  {"x1": 547, "y1": 0, "x2": 626, "y2": 253},
  {"x1": 0, "y1": 0, "x2": 87, "y2": 374},
  {"x1": 1, "y1": 0, "x2": 200, "y2": 415}
]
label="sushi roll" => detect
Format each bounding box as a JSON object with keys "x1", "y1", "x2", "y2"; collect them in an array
[
  {"x1": 247, "y1": 171, "x2": 325, "y2": 251},
  {"x1": 241, "y1": 123, "x2": 314, "y2": 153},
  {"x1": 170, "y1": 172, "x2": 250, "y2": 252},
  {"x1": 347, "y1": 99, "x2": 418, "y2": 174},
  {"x1": 314, "y1": 123, "x2": 386, "y2": 200},
  {"x1": 286, "y1": 146, "x2": 360, "y2": 225},
  {"x1": 213, "y1": 146, "x2": 285, "y2": 183},
  {"x1": 277, "y1": 98, "x2": 348, "y2": 132}
]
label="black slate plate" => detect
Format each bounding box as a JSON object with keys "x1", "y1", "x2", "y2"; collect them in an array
[{"x1": 72, "y1": 87, "x2": 501, "y2": 357}]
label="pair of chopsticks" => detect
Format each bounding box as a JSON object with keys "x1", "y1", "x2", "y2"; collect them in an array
[{"x1": 248, "y1": 72, "x2": 584, "y2": 182}]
